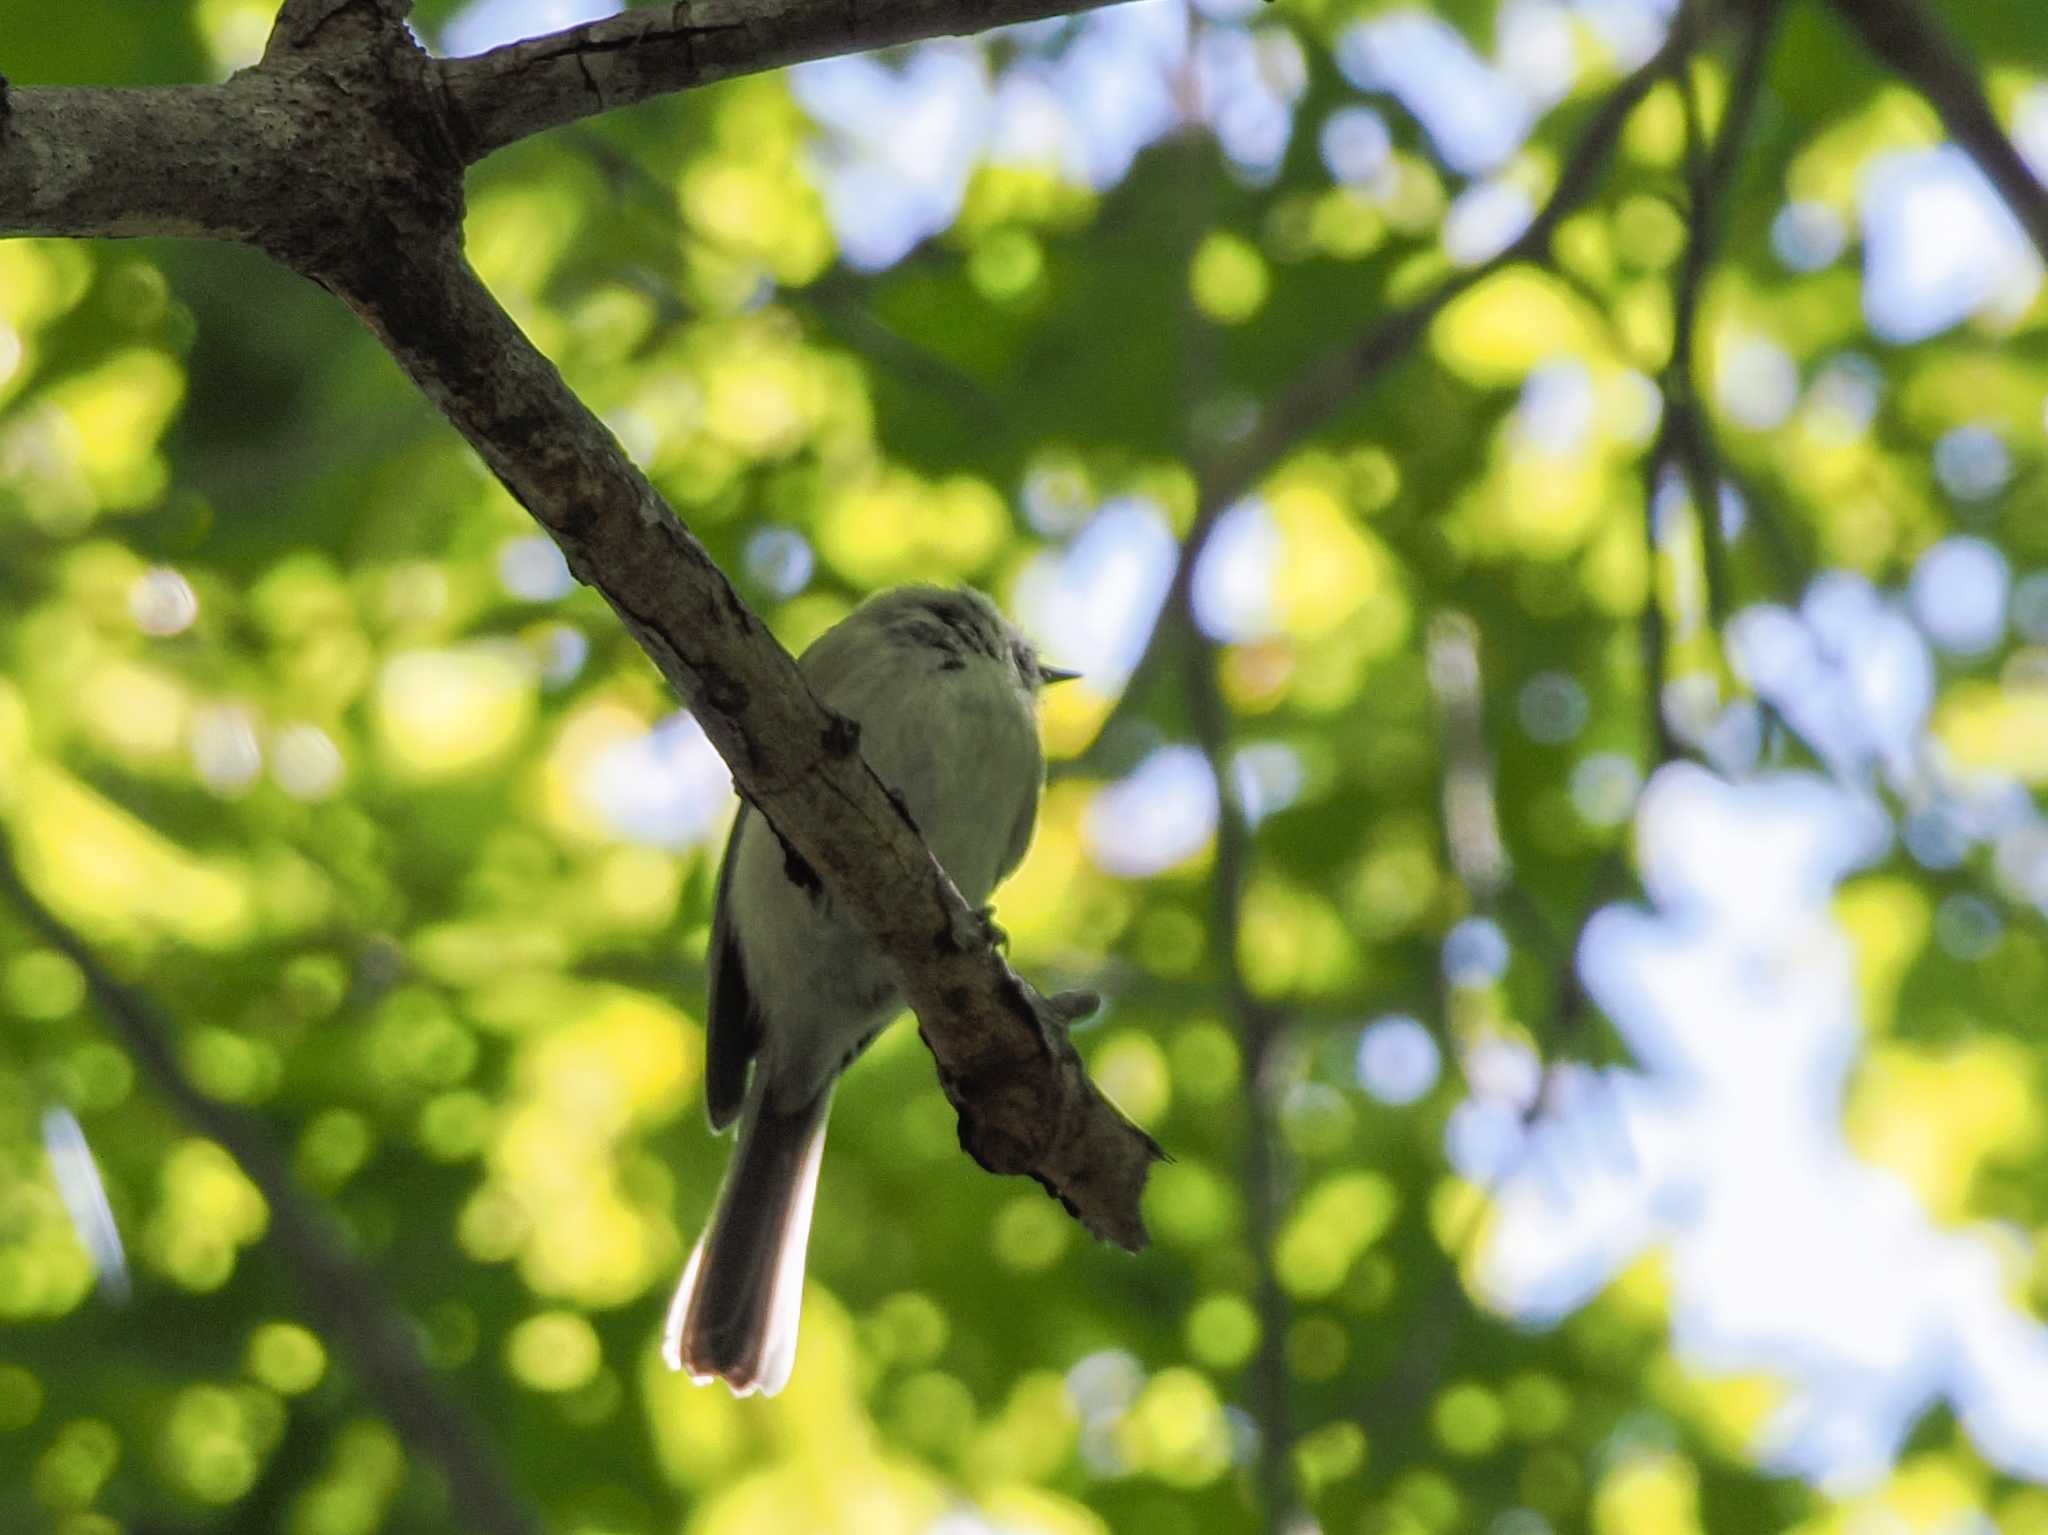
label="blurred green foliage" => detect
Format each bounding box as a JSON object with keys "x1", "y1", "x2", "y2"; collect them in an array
[{"x1": 4, "y1": 1, "x2": 2048, "y2": 1534}]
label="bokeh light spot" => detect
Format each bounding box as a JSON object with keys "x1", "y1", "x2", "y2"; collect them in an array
[
  {"x1": 505, "y1": 1311, "x2": 603, "y2": 1393},
  {"x1": 1089, "y1": 1031, "x2": 1171, "y2": 1127},
  {"x1": 1184, "y1": 1293, "x2": 1259, "y2": 1370},
  {"x1": 247, "y1": 1323, "x2": 327, "y2": 1396},
  {"x1": 1276, "y1": 1172, "x2": 1397, "y2": 1298},
  {"x1": 1910, "y1": 536, "x2": 2009, "y2": 655},
  {"x1": 993, "y1": 1195, "x2": 1073, "y2": 1273},
  {"x1": 1356, "y1": 1015, "x2": 1441, "y2": 1105},
  {"x1": 1434, "y1": 1380, "x2": 1507, "y2": 1456},
  {"x1": 1083, "y1": 747, "x2": 1218, "y2": 877},
  {"x1": 1189, "y1": 232, "x2": 1270, "y2": 324},
  {"x1": 129, "y1": 566, "x2": 198, "y2": 636}
]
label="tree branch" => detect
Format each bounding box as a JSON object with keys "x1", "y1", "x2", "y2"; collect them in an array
[
  {"x1": 1098, "y1": 24, "x2": 1687, "y2": 743},
  {"x1": 0, "y1": 78, "x2": 303, "y2": 241},
  {"x1": 1165, "y1": 109, "x2": 1294, "y2": 1529},
  {"x1": 316, "y1": 221, "x2": 1160, "y2": 1244},
  {"x1": 1535, "y1": 847, "x2": 1634, "y2": 1089},
  {"x1": 1177, "y1": 588, "x2": 1296, "y2": 1529},
  {"x1": 0, "y1": 0, "x2": 1127, "y2": 234},
  {"x1": 1830, "y1": 0, "x2": 2048, "y2": 263},
  {"x1": 438, "y1": 0, "x2": 1121, "y2": 164},
  {"x1": 1659, "y1": 0, "x2": 1777, "y2": 630},
  {"x1": 268, "y1": 0, "x2": 415, "y2": 57},
  {"x1": 1639, "y1": 417, "x2": 1685, "y2": 768},
  {"x1": 0, "y1": 833, "x2": 546, "y2": 1535},
  {"x1": 2, "y1": 0, "x2": 1161, "y2": 1248}
]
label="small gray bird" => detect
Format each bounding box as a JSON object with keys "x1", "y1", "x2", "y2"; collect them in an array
[{"x1": 662, "y1": 585, "x2": 1075, "y2": 1396}]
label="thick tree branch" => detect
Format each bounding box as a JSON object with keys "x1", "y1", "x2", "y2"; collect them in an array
[
  {"x1": 439, "y1": 0, "x2": 1120, "y2": 163},
  {"x1": 1098, "y1": 26, "x2": 1686, "y2": 744},
  {"x1": 0, "y1": 25, "x2": 457, "y2": 247},
  {"x1": 0, "y1": 834, "x2": 545, "y2": 1535},
  {"x1": 0, "y1": 79, "x2": 296, "y2": 241},
  {"x1": 1, "y1": 0, "x2": 1160, "y2": 1246},
  {"x1": 317, "y1": 225, "x2": 1160, "y2": 1244},
  {"x1": 1831, "y1": 0, "x2": 2048, "y2": 263}
]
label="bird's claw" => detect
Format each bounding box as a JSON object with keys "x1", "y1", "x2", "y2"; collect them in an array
[{"x1": 974, "y1": 905, "x2": 1011, "y2": 952}]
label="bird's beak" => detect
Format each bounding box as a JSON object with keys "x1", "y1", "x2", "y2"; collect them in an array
[{"x1": 1038, "y1": 665, "x2": 1082, "y2": 686}]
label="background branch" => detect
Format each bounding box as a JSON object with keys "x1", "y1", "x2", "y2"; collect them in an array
[
  {"x1": 0, "y1": 834, "x2": 545, "y2": 1535},
  {"x1": 1831, "y1": 0, "x2": 2048, "y2": 261},
  {"x1": 1659, "y1": 0, "x2": 1779, "y2": 632},
  {"x1": 1166, "y1": 91, "x2": 1294, "y2": 1530},
  {"x1": 1177, "y1": 591, "x2": 1297, "y2": 1530},
  {"x1": 1638, "y1": 416, "x2": 1686, "y2": 767}
]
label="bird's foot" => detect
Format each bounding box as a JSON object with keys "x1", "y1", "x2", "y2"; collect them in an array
[{"x1": 974, "y1": 904, "x2": 1011, "y2": 952}]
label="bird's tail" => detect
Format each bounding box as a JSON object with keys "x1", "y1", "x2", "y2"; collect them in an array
[{"x1": 662, "y1": 1086, "x2": 831, "y2": 1397}]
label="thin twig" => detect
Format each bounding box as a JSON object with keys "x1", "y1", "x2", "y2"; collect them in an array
[
  {"x1": 1536, "y1": 847, "x2": 1636, "y2": 1083},
  {"x1": 1639, "y1": 419, "x2": 1685, "y2": 768},
  {"x1": 1830, "y1": 0, "x2": 2048, "y2": 263},
  {"x1": 1525, "y1": 391, "x2": 1716, "y2": 1077},
  {"x1": 1730, "y1": 459, "x2": 1806, "y2": 595},
  {"x1": 1664, "y1": 0, "x2": 1781, "y2": 628},
  {"x1": 0, "y1": 833, "x2": 546, "y2": 1535},
  {"x1": 1666, "y1": 6, "x2": 1726, "y2": 624}
]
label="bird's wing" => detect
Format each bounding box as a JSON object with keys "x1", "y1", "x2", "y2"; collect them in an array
[{"x1": 703, "y1": 804, "x2": 760, "y2": 1132}]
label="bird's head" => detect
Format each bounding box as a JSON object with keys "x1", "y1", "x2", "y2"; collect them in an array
[{"x1": 864, "y1": 586, "x2": 1080, "y2": 693}]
